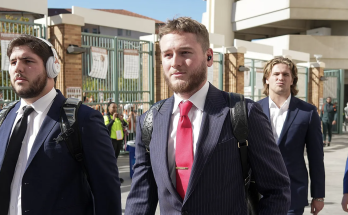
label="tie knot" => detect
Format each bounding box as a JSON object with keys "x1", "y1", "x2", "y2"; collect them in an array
[
  {"x1": 179, "y1": 101, "x2": 193, "y2": 116},
  {"x1": 23, "y1": 106, "x2": 34, "y2": 117}
]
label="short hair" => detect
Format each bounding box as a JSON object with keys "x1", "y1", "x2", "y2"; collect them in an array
[
  {"x1": 262, "y1": 57, "x2": 299, "y2": 96},
  {"x1": 159, "y1": 17, "x2": 210, "y2": 52},
  {"x1": 7, "y1": 34, "x2": 54, "y2": 70}
]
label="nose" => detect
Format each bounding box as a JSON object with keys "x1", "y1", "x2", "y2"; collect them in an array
[
  {"x1": 10, "y1": 61, "x2": 24, "y2": 74},
  {"x1": 171, "y1": 54, "x2": 182, "y2": 69}
]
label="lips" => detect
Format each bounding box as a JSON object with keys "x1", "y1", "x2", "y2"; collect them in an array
[{"x1": 15, "y1": 77, "x2": 28, "y2": 82}]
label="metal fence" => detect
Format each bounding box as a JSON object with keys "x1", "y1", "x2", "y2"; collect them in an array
[
  {"x1": 323, "y1": 69, "x2": 345, "y2": 134},
  {"x1": 243, "y1": 58, "x2": 308, "y2": 102},
  {"x1": 0, "y1": 18, "x2": 45, "y2": 108},
  {"x1": 81, "y1": 33, "x2": 154, "y2": 117},
  {"x1": 209, "y1": 52, "x2": 224, "y2": 90}
]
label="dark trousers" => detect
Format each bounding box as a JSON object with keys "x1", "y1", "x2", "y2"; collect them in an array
[
  {"x1": 287, "y1": 207, "x2": 304, "y2": 215},
  {"x1": 111, "y1": 138, "x2": 123, "y2": 158},
  {"x1": 322, "y1": 121, "x2": 332, "y2": 142}
]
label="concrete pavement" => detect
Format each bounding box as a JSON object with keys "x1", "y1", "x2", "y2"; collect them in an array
[{"x1": 118, "y1": 133, "x2": 348, "y2": 215}]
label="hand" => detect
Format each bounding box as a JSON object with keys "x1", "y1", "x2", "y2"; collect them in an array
[
  {"x1": 311, "y1": 199, "x2": 324, "y2": 215},
  {"x1": 113, "y1": 113, "x2": 118, "y2": 120},
  {"x1": 342, "y1": 194, "x2": 348, "y2": 212},
  {"x1": 333, "y1": 120, "x2": 337, "y2": 125}
]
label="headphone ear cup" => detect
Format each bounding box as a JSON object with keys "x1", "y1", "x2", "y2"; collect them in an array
[{"x1": 46, "y1": 56, "x2": 55, "y2": 78}]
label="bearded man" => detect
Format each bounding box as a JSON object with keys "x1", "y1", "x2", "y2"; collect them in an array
[{"x1": 125, "y1": 17, "x2": 291, "y2": 215}]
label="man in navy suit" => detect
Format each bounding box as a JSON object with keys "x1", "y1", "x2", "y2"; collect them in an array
[
  {"x1": 257, "y1": 57, "x2": 325, "y2": 215},
  {"x1": 342, "y1": 157, "x2": 348, "y2": 212},
  {"x1": 0, "y1": 35, "x2": 121, "y2": 215},
  {"x1": 125, "y1": 17, "x2": 291, "y2": 215}
]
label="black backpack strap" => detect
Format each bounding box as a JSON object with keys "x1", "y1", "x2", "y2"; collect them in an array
[
  {"x1": 0, "y1": 101, "x2": 19, "y2": 127},
  {"x1": 56, "y1": 98, "x2": 89, "y2": 181},
  {"x1": 228, "y1": 93, "x2": 250, "y2": 183},
  {"x1": 141, "y1": 99, "x2": 167, "y2": 152}
]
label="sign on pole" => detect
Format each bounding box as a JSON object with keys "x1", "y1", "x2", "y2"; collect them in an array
[
  {"x1": 1, "y1": 33, "x2": 20, "y2": 70},
  {"x1": 124, "y1": 49, "x2": 139, "y2": 79},
  {"x1": 89, "y1": 47, "x2": 108, "y2": 79}
]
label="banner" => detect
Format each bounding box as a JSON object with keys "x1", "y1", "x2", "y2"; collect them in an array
[
  {"x1": 1, "y1": 33, "x2": 20, "y2": 70},
  {"x1": 124, "y1": 49, "x2": 139, "y2": 79},
  {"x1": 89, "y1": 47, "x2": 108, "y2": 79}
]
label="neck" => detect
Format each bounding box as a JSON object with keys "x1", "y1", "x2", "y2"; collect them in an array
[
  {"x1": 269, "y1": 92, "x2": 291, "y2": 108},
  {"x1": 176, "y1": 81, "x2": 206, "y2": 100},
  {"x1": 22, "y1": 86, "x2": 54, "y2": 105}
]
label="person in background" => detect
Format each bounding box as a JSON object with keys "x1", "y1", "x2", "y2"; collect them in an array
[
  {"x1": 258, "y1": 57, "x2": 325, "y2": 215},
  {"x1": 104, "y1": 102, "x2": 128, "y2": 183},
  {"x1": 320, "y1": 97, "x2": 337, "y2": 146},
  {"x1": 127, "y1": 106, "x2": 136, "y2": 141}
]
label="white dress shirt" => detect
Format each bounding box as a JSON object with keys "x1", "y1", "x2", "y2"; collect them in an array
[
  {"x1": 168, "y1": 82, "x2": 209, "y2": 186},
  {"x1": 9, "y1": 87, "x2": 56, "y2": 215},
  {"x1": 269, "y1": 95, "x2": 291, "y2": 144}
]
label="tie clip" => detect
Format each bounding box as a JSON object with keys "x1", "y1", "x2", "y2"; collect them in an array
[{"x1": 176, "y1": 167, "x2": 189, "y2": 170}]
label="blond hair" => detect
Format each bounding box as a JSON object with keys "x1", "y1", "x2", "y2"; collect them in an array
[
  {"x1": 159, "y1": 17, "x2": 210, "y2": 52},
  {"x1": 262, "y1": 57, "x2": 298, "y2": 96}
]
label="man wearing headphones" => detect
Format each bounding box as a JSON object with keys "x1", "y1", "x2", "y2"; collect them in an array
[{"x1": 0, "y1": 35, "x2": 121, "y2": 215}]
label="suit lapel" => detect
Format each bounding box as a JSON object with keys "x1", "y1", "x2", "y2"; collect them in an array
[
  {"x1": 151, "y1": 96, "x2": 183, "y2": 202},
  {"x1": 184, "y1": 84, "x2": 229, "y2": 203},
  {"x1": 25, "y1": 91, "x2": 65, "y2": 171},
  {"x1": 0, "y1": 102, "x2": 20, "y2": 169},
  {"x1": 277, "y1": 96, "x2": 299, "y2": 145}
]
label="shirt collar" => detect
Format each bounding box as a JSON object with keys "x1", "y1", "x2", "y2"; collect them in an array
[
  {"x1": 17, "y1": 88, "x2": 57, "y2": 115},
  {"x1": 172, "y1": 81, "x2": 209, "y2": 114},
  {"x1": 269, "y1": 94, "x2": 292, "y2": 110}
]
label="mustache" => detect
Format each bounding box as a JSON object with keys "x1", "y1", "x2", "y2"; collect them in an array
[{"x1": 14, "y1": 73, "x2": 28, "y2": 80}]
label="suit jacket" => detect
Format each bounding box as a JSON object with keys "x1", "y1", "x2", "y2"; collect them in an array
[
  {"x1": 258, "y1": 96, "x2": 325, "y2": 210},
  {"x1": 344, "y1": 157, "x2": 348, "y2": 194},
  {"x1": 0, "y1": 90, "x2": 121, "y2": 215},
  {"x1": 125, "y1": 84, "x2": 291, "y2": 215}
]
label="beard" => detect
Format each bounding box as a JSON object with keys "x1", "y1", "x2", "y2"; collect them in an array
[
  {"x1": 164, "y1": 60, "x2": 207, "y2": 94},
  {"x1": 11, "y1": 71, "x2": 48, "y2": 99}
]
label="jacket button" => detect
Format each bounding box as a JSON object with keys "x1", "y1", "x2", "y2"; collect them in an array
[
  {"x1": 24, "y1": 210, "x2": 30, "y2": 212},
  {"x1": 181, "y1": 211, "x2": 189, "y2": 215}
]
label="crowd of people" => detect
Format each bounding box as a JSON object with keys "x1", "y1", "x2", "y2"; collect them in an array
[{"x1": 0, "y1": 17, "x2": 348, "y2": 215}]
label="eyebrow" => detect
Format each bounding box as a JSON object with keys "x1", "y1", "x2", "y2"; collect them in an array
[
  {"x1": 161, "y1": 46, "x2": 195, "y2": 54},
  {"x1": 10, "y1": 56, "x2": 36, "y2": 61}
]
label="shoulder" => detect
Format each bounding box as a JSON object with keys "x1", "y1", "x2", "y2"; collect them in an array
[
  {"x1": 257, "y1": 97, "x2": 268, "y2": 104},
  {"x1": 77, "y1": 104, "x2": 104, "y2": 121},
  {"x1": 292, "y1": 97, "x2": 317, "y2": 112}
]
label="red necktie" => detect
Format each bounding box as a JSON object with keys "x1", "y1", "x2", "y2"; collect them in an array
[{"x1": 175, "y1": 101, "x2": 193, "y2": 199}]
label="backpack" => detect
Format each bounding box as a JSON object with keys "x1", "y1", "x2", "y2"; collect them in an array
[
  {"x1": 141, "y1": 92, "x2": 259, "y2": 215},
  {"x1": 0, "y1": 98, "x2": 88, "y2": 181}
]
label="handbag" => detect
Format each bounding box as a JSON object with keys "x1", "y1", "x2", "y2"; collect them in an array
[{"x1": 228, "y1": 93, "x2": 260, "y2": 215}]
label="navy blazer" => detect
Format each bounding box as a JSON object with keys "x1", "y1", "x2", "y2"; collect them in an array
[
  {"x1": 126, "y1": 84, "x2": 291, "y2": 215},
  {"x1": 258, "y1": 96, "x2": 325, "y2": 210},
  {"x1": 0, "y1": 90, "x2": 121, "y2": 215}
]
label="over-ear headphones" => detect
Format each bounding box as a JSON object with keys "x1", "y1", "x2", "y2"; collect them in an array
[
  {"x1": 36, "y1": 37, "x2": 61, "y2": 78},
  {"x1": 207, "y1": 56, "x2": 212, "y2": 61}
]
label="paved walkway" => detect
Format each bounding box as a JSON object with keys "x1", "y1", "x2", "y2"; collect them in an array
[{"x1": 118, "y1": 133, "x2": 348, "y2": 214}]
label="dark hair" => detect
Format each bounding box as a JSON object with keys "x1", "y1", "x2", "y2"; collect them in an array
[
  {"x1": 159, "y1": 17, "x2": 210, "y2": 52},
  {"x1": 106, "y1": 102, "x2": 116, "y2": 115},
  {"x1": 7, "y1": 34, "x2": 54, "y2": 70},
  {"x1": 262, "y1": 56, "x2": 299, "y2": 96}
]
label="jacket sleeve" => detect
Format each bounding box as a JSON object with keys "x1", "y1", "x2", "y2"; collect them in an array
[
  {"x1": 305, "y1": 107, "x2": 325, "y2": 198},
  {"x1": 246, "y1": 101, "x2": 291, "y2": 215},
  {"x1": 125, "y1": 114, "x2": 158, "y2": 215},
  {"x1": 80, "y1": 108, "x2": 122, "y2": 215},
  {"x1": 344, "y1": 157, "x2": 348, "y2": 194}
]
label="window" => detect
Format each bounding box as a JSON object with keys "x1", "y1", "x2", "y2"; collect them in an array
[
  {"x1": 126, "y1": 30, "x2": 131, "y2": 36},
  {"x1": 83, "y1": 28, "x2": 89, "y2": 33},
  {"x1": 117, "y1": 29, "x2": 123, "y2": 36},
  {"x1": 92, "y1": 28, "x2": 98, "y2": 34}
]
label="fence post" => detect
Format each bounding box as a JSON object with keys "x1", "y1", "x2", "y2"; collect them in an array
[
  {"x1": 48, "y1": 14, "x2": 84, "y2": 97},
  {"x1": 308, "y1": 62, "x2": 325, "y2": 111},
  {"x1": 224, "y1": 47, "x2": 246, "y2": 94}
]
